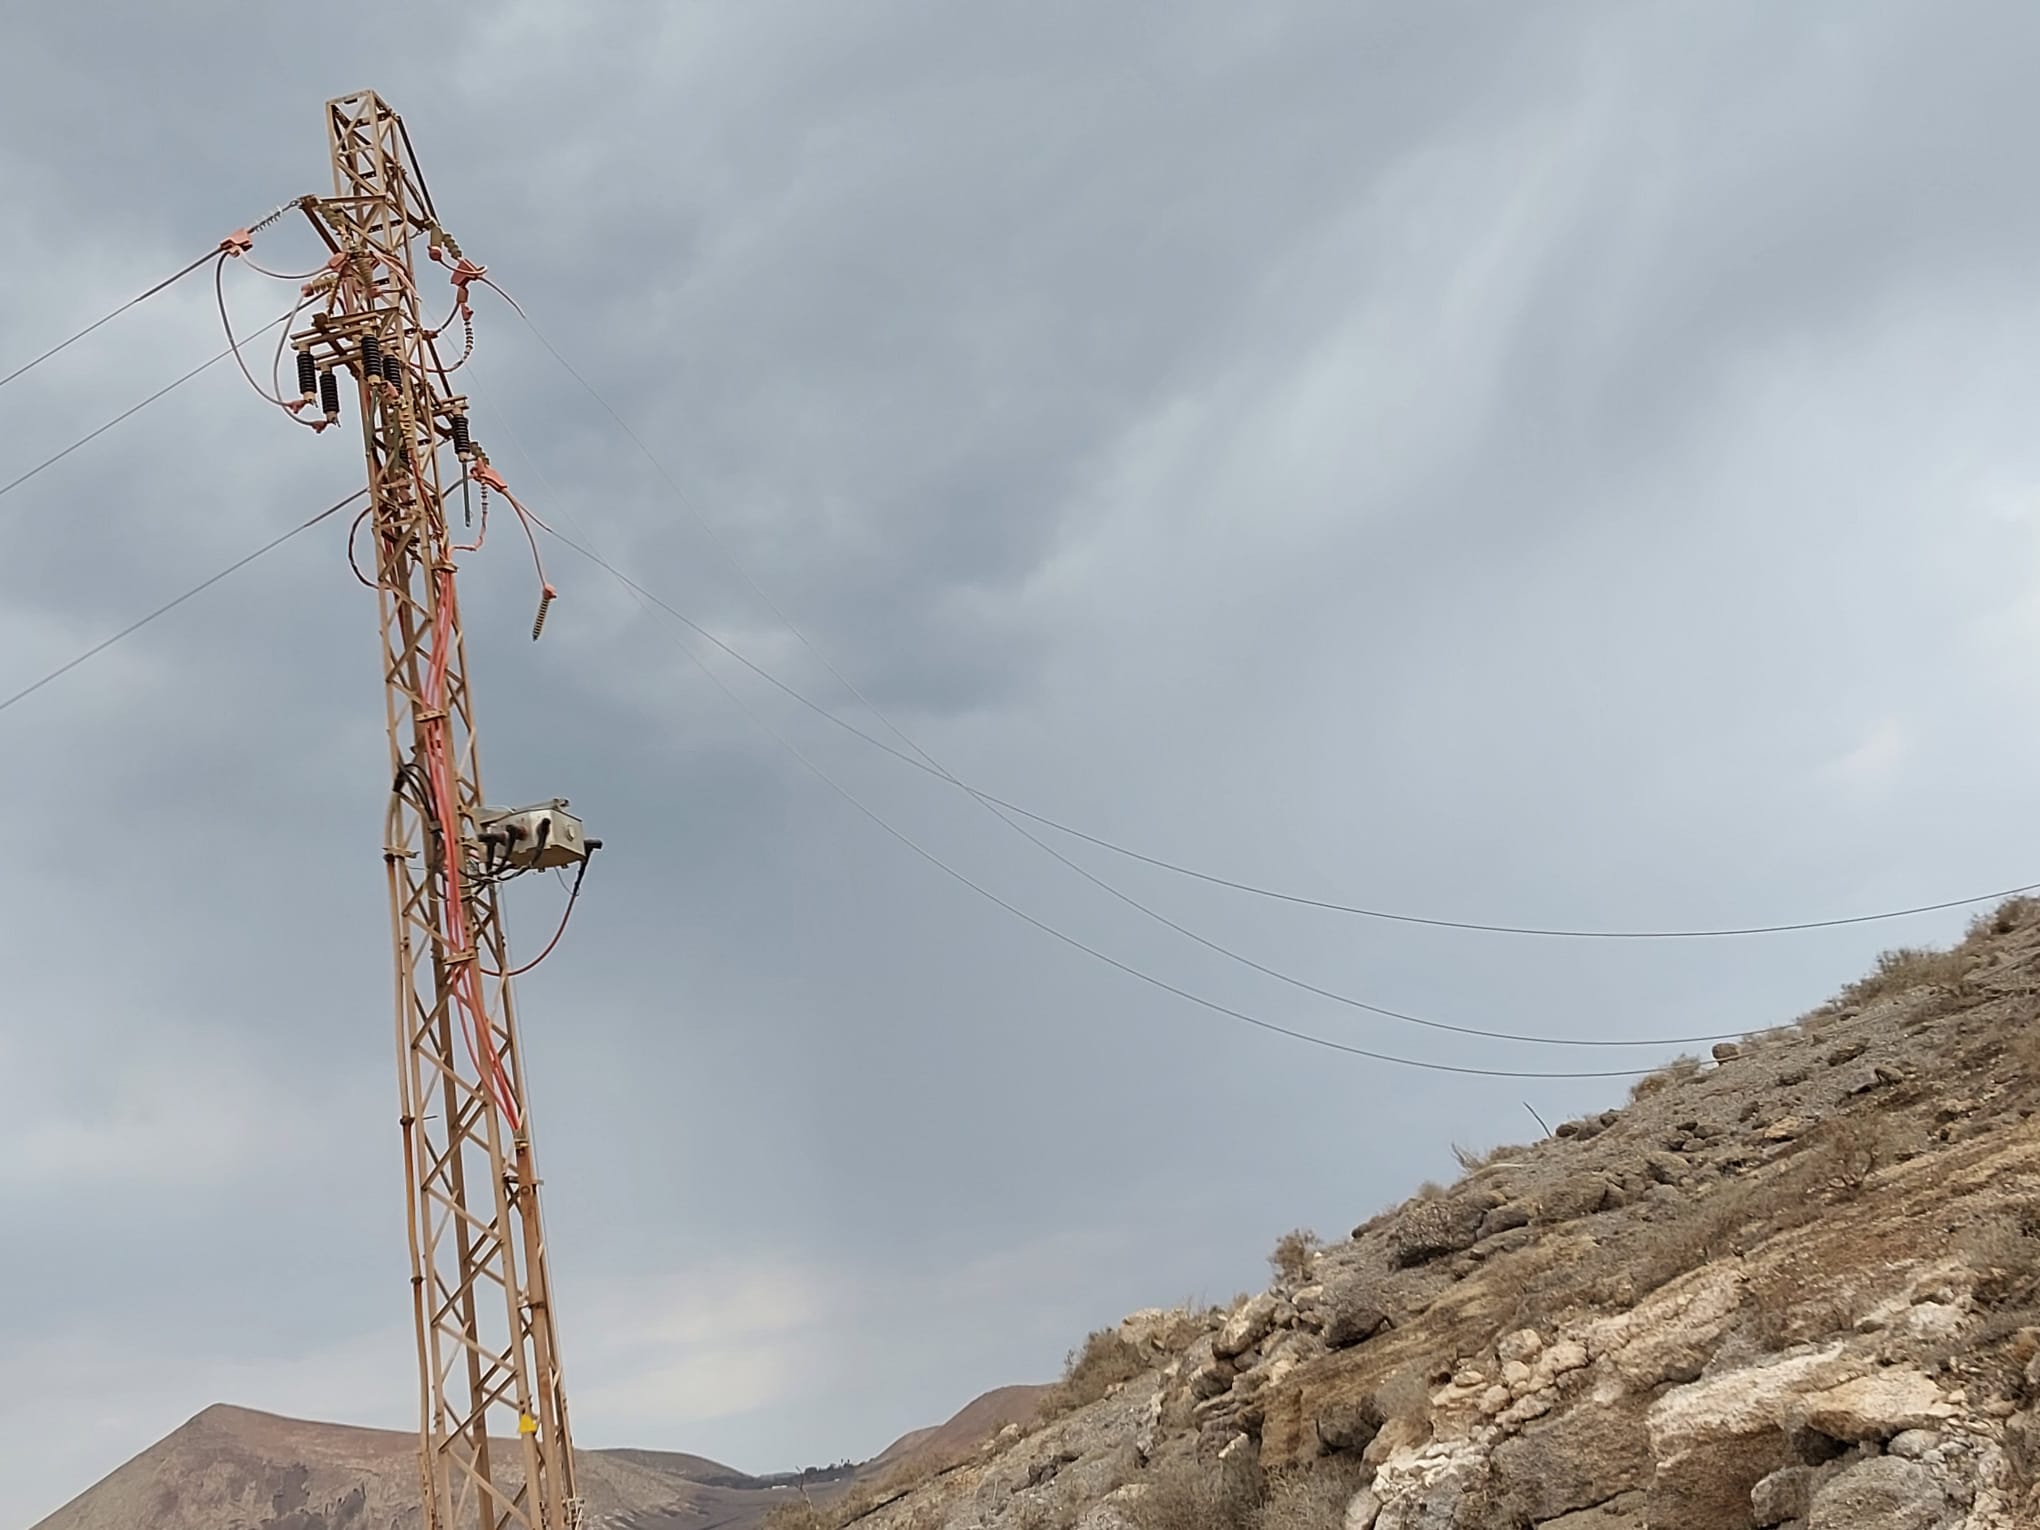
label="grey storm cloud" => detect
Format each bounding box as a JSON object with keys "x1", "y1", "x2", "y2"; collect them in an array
[{"x1": 8, "y1": 2, "x2": 2040, "y2": 1526}]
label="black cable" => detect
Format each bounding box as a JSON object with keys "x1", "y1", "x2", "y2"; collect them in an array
[
  {"x1": 546, "y1": 529, "x2": 1748, "y2": 1048},
  {"x1": 0, "y1": 250, "x2": 219, "y2": 393},
  {"x1": 0, "y1": 312, "x2": 293, "y2": 510},
  {"x1": 461, "y1": 387, "x2": 1635, "y2": 1068},
  {"x1": 0, "y1": 202, "x2": 302, "y2": 393},
  {"x1": 548, "y1": 523, "x2": 2036, "y2": 974},
  {"x1": 0, "y1": 489, "x2": 365, "y2": 716},
  {"x1": 606, "y1": 573, "x2": 1654, "y2": 1078}
]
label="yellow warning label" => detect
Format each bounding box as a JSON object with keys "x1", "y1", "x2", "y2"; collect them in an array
[{"x1": 518, "y1": 1413, "x2": 538, "y2": 1436}]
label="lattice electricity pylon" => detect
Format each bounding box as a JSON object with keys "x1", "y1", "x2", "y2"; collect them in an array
[{"x1": 289, "y1": 89, "x2": 584, "y2": 1530}]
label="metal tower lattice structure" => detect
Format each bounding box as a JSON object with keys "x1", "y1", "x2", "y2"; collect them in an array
[{"x1": 291, "y1": 90, "x2": 583, "y2": 1530}]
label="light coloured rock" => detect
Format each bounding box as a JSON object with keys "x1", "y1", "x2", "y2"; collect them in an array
[
  {"x1": 1215, "y1": 1293, "x2": 1280, "y2": 1360},
  {"x1": 1478, "y1": 1385, "x2": 1511, "y2": 1417},
  {"x1": 1362, "y1": 1415, "x2": 1428, "y2": 1468},
  {"x1": 1133, "y1": 1383, "x2": 1167, "y2": 1461},
  {"x1": 1648, "y1": 1344, "x2": 1865, "y2": 1530},
  {"x1": 1590, "y1": 1267, "x2": 1747, "y2": 1389},
  {"x1": 1497, "y1": 1328, "x2": 1543, "y2": 1365},
  {"x1": 1497, "y1": 1388, "x2": 1557, "y2": 1427},
  {"x1": 1501, "y1": 1360, "x2": 1533, "y2": 1389},
  {"x1": 1888, "y1": 1429, "x2": 1940, "y2": 1460},
  {"x1": 1369, "y1": 1440, "x2": 1488, "y2": 1530},
  {"x1": 1117, "y1": 1307, "x2": 1170, "y2": 1347},
  {"x1": 1541, "y1": 1340, "x2": 1590, "y2": 1378},
  {"x1": 1750, "y1": 1464, "x2": 1812, "y2": 1526},
  {"x1": 1648, "y1": 1342, "x2": 1863, "y2": 1446},
  {"x1": 1342, "y1": 1487, "x2": 1382, "y2": 1530},
  {"x1": 1797, "y1": 1369, "x2": 1953, "y2": 1442},
  {"x1": 1807, "y1": 1455, "x2": 1947, "y2": 1530}
]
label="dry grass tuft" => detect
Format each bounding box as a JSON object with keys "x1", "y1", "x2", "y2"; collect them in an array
[
  {"x1": 1035, "y1": 1329, "x2": 1151, "y2": 1424},
  {"x1": 1839, "y1": 946, "x2": 1973, "y2": 1010},
  {"x1": 1131, "y1": 1452, "x2": 1265, "y2": 1530},
  {"x1": 1268, "y1": 1228, "x2": 1322, "y2": 1283},
  {"x1": 1452, "y1": 1141, "x2": 1532, "y2": 1174},
  {"x1": 1629, "y1": 1053, "x2": 1703, "y2": 1102},
  {"x1": 1965, "y1": 895, "x2": 2040, "y2": 947},
  {"x1": 1253, "y1": 1460, "x2": 1373, "y2": 1530}
]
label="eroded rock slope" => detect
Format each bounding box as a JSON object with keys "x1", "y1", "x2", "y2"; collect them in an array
[{"x1": 781, "y1": 903, "x2": 2040, "y2": 1530}]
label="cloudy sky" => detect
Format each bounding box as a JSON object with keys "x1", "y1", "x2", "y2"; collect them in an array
[{"x1": 7, "y1": 0, "x2": 2040, "y2": 1522}]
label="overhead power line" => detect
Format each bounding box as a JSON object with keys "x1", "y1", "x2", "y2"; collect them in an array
[
  {"x1": 0, "y1": 489, "x2": 364, "y2": 716},
  {"x1": 465, "y1": 372, "x2": 1663, "y2": 1070},
  {"x1": 546, "y1": 528, "x2": 1757, "y2": 1051},
  {"x1": 0, "y1": 311, "x2": 293, "y2": 510},
  {"x1": 0, "y1": 202, "x2": 301, "y2": 394},
  {"x1": 497, "y1": 295, "x2": 2039, "y2": 944},
  {"x1": 582, "y1": 546, "x2": 1660, "y2": 1080}
]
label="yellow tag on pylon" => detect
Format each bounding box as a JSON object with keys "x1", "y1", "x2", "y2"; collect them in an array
[{"x1": 518, "y1": 1413, "x2": 538, "y2": 1436}]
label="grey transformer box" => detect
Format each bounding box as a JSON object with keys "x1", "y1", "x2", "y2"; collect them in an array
[{"x1": 473, "y1": 798, "x2": 602, "y2": 875}]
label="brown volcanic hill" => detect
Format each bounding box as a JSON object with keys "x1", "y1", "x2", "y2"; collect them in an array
[
  {"x1": 765, "y1": 900, "x2": 2040, "y2": 1530},
  {"x1": 864, "y1": 1386, "x2": 1054, "y2": 1478},
  {"x1": 27, "y1": 1404, "x2": 788, "y2": 1530}
]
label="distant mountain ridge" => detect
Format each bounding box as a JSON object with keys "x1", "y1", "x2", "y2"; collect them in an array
[{"x1": 26, "y1": 1389, "x2": 1047, "y2": 1530}]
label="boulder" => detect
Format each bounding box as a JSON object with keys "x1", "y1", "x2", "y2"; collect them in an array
[
  {"x1": 1750, "y1": 1464, "x2": 1812, "y2": 1525},
  {"x1": 1887, "y1": 1429, "x2": 1940, "y2": 1459},
  {"x1": 1215, "y1": 1293, "x2": 1280, "y2": 1359},
  {"x1": 1645, "y1": 1152, "x2": 1688, "y2": 1186},
  {"x1": 1388, "y1": 1200, "x2": 1485, "y2": 1268},
  {"x1": 1539, "y1": 1173, "x2": 1624, "y2": 1225},
  {"x1": 1796, "y1": 1369, "x2": 1952, "y2": 1442},
  {"x1": 1647, "y1": 1343, "x2": 1867, "y2": 1530},
  {"x1": 1321, "y1": 1275, "x2": 1393, "y2": 1349},
  {"x1": 1806, "y1": 1456, "x2": 1948, "y2": 1530},
  {"x1": 1712, "y1": 1041, "x2": 1742, "y2": 1062},
  {"x1": 1189, "y1": 1358, "x2": 1235, "y2": 1400},
  {"x1": 1477, "y1": 1201, "x2": 1532, "y2": 1240},
  {"x1": 1488, "y1": 1397, "x2": 1651, "y2": 1524}
]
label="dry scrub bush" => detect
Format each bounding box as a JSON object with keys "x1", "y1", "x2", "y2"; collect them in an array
[
  {"x1": 1132, "y1": 1452, "x2": 1265, "y2": 1530},
  {"x1": 1840, "y1": 946, "x2": 1973, "y2": 1009},
  {"x1": 1629, "y1": 1054, "x2": 1703, "y2": 1103},
  {"x1": 1254, "y1": 1460, "x2": 1373, "y2": 1530},
  {"x1": 1452, "y1": 1141, "x2": 1530, "y2": 1174},
  {"x1": 1269, "y1": 1228, "x2": 1321, "y2": 1282},
  {"x1": 763, "y1": 1502, "x2": 831, "y2": 1530},
  {"x1": 1813, "y1": 1112, "x2": 1892, "y2": 1199},
  {"x1": 1966, "y1": 895, "x2": 2040, "y2": 946},
  {"x1": 1036, "y1": 1329, "x2": 1149, "y2": 1423}
]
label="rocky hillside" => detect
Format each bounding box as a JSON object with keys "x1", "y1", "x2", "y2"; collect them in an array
[{"x1": 771, "y1": 900, "x2": 2040, "y2": 1530}]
